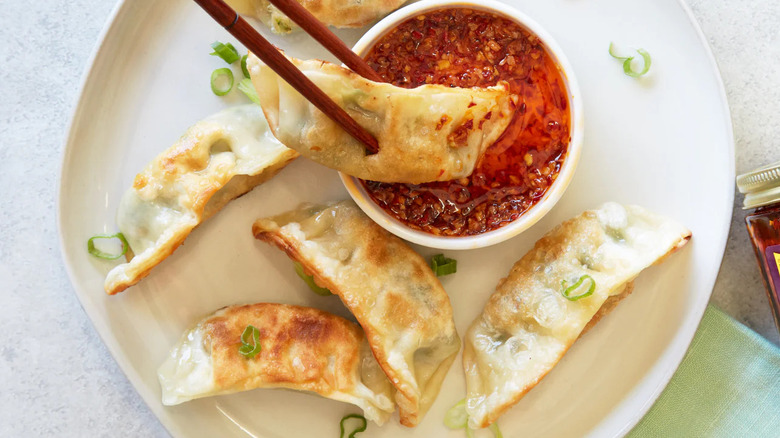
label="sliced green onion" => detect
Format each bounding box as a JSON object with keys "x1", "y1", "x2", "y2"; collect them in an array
[
  {"x1": 608, "y1": 42, "x2": 652, "y2": 78},
  {"x1": 562, "y1": 274, "x2": 596, "y2": 301},
  {"x1": 211, "y1": 68, "x2": 234, "y2": 96},
  {"x1": 489, "y1": 423, "x2": 504, "y2": 438},
  {"x1": 238, "y1": 325, "x2": 261, "y2": 358},
  {"x1": 237, "y1": 78, "x2": 261, "y2": 105},
  {"x1": 210, "y1": 41, "x2": 240, "y2": 64},
  {"x1": 431, "y1": 254, "x2": 457, "y2": 277},
  {"x1": 444, "y1": 399, "x2": 501, "y2": 438},
  {"x1": 339, "y1": 414, "x2": 367, "y2": 438},
  {"x1": 294, "y1": 262, "x2": 332, "y2": 296},
  {"x1": 608, "y1": 42, "x2": 628, "y2": 60},
  {"x1": 444, "y1": 399, "x2": 469, "y2": 429},
  {"x1": 241, "y1": 54, "x2": 250, "y2": 79},
  {"x1": 624, "y1": 48, "x2": 652, "y2": 77},
  {"x1": 87, "y1": 232, "x2": 129, "y2": 260},
  {"x1": 271, "y1": 15, "x2": 294, "y2": 34}
]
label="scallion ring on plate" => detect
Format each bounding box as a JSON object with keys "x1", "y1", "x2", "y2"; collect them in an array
[
  {"x1": 624, "y1": 48, "x2": 652, "y2": 77},
  {"x1": 87, "y1": 232, "x2": 129, "y2": 260},
  {"x1": 561, "y1": 274, "x2": 596, "y2": 301},
  {"x1": 444, "y1": 399, "x2": 469, "y2": 430},
  {"x1": 431, "y1": 254, "x2": 457, "y2": 277},
  {"x1": 210, "y1": 68, "x2": 234, "y2": 96},
  {"x1": 444, "y1": 399, "x2": 502, "y2": 438},
  {"x1": 608, "y1": 42, "x2": 652, "y2": 77},
  {"x1": 238, "y1": 325, "x2": 261, "y2": 359},
  {"x1": 608, "y1": 42, "x2": 629, "y2": 60},
  {"x1": 241, "y1": 54, "x2": 250, "y2": 79},
  {"x1": 210, "y1": 41, "x2": 240, "y2": 64},
  {"x1": 237, "y1": 78, "x2": 260, "y2": 105},
  {"x1": 293, "y1": 262, "x2": 332, "y2": 296},
  {"x1": 339, "y1": 414, "x2": 367, "y2": 438}
]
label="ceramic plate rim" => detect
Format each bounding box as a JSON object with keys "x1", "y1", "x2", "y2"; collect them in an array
[{"x1": 56, "y1": 0, "x2": 736, "y2": 436}]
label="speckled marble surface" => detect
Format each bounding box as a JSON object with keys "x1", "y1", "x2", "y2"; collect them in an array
[{"x1": 1, "y1": 0, "x2": 778, "y2": 436}]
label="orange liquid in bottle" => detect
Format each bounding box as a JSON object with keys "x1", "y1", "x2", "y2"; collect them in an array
[{"x1": 745, "y1": 203, "x2": 780, "y2": 333}]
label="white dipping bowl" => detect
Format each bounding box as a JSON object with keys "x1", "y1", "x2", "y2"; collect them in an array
[{"x1": 340, "y1": 0, "x2": 584, "y2": 250}]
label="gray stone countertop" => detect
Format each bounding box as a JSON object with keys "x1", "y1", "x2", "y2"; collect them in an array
[{"x1": 1, "y1": 0, "x2": 778, "y2": 436}]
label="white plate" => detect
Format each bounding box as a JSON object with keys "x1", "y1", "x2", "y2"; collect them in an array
[{"x1": 58, "y1": 0, "x2": 734, "y2": 436}]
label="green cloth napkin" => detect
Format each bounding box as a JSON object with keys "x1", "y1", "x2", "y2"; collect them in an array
[{"x1": 629, "y1": 305, "x2": 780, "y2": 437}]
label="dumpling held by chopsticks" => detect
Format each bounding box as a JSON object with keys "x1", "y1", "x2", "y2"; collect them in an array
[{"x1": 247, "y1": 53, "x2": 518, "y2": 184}]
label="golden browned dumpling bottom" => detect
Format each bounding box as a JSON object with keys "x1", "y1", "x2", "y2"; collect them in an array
[
  {"x1": 158, "y1": 303, "x2": 395, "y2": 424},
  {"x1": 227, "y1": 0, "x2": 409, "y2": 34}
]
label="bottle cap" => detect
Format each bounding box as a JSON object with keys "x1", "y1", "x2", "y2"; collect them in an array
[{"x1": 737, "y1": 161, "x2": 780, "y2": 209}]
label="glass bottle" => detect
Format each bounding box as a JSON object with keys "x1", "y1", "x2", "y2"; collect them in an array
[{"x1": 737, "y1": 162, "x2": 780, "y2": 334}]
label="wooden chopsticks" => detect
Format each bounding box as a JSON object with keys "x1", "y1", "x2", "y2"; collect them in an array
[
  {"x1": 193, "y1": 0, "x2": 379, "y2": 153},
  {"x1": 264, "y1": 0, "x2": 383, "y2": 82}
]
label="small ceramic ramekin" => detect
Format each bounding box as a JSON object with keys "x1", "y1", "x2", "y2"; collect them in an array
[{"x1": 340, "y1": 0, "x2": 584, "y2": 250}]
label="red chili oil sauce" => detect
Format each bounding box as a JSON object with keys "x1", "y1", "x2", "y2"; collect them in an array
[{"x1": 361, "y1": 8, "x2": 571, "y2": 236}]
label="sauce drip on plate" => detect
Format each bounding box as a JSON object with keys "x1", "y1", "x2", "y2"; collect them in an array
[{"x1": 361, "y1": 8, "x2": 571, "y2": 236}]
